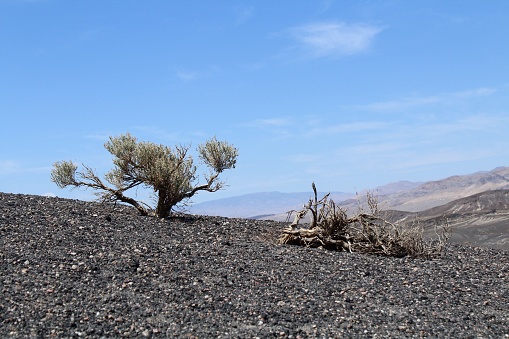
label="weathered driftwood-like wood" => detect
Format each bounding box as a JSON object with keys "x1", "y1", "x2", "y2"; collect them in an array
[
  {"x1": 280, "y1": 225, "x2": 352, "y2": 251},
  {"x1": 279, "y1": 183, "x2": 450, "y2": 258}
]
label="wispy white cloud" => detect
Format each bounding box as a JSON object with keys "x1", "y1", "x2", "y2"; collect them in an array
[
  {"x1": 234, "y1": 6, "x2": 254, "y2": 26},
  {"x1": 79, "y1": 27, "x2": 103, "y2": 42},
  {"x1": 131, "y1": 126, "x2": 183, "y2": 143},
  {"x1": 284, "y1": 153, "x2": 323, "y2": 164},
  {"x1": 390, "y1": 147, "x2": 500, "y2": 170},
  {"x1": 4, "y1": 0, "x2": 48, "y2": 3},
  {"x1": 337, "y1": 141, "x2": 410, "y2": 157},
  {"x1": 175, "y1": 68, "x2": 200, "y2": 81},
  {"x1": 84, "y1": 133, "x2": 110, "y2": 141},
  {"x1": 251, "y1": 118, "x2": 292, "y2": 127},
  {"x1": 247, "y1": 117, "x2": 391, "y2": 138},
  {"x1": 458, "y1": 113, "x2": 509, "y2": 129},
  {"x1": 357, "y1": 87, "x2": 497, "y2": 112},
  {"x1": 307, "y1": 120, "x2": 390, "y2": 136},
  {"x1": 283, "y1": 109, "x2": 509, "y2": 179},
  {"x1": 359, "y1": 96, "x2": 440, "y2": 111},
  {"x1": 241, "y1": 61, "x2": 266, "y2": 71},
  {"x1": 175, "y1": 65, "x2": 221, "y2": 82},
  {"x1": 287, "y1": 21, "x2": 383, "y2": 58},
  {"x1": 415, "y1": 114, "x2": 509, "y2": 138},
  {"x1": 452, "y1": 87, "x2": 497, "y2": 98},
  {"x1": 0, "y1": 160, "x2": 20, "y2": 175},
  {"x1": 319, "y1": 0, "x2": 334, "y2": 13},
  {"x1": 242, "y1": 118, "x2": 294, "y2": 139},
  {"x1": 0, "y1": 160, "x2": 51, "y2": 175}
]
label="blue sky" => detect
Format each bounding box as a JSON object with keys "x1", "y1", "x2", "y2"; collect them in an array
[{"x1": 1, "y1": 0, "x2": 509, "y2": 204}]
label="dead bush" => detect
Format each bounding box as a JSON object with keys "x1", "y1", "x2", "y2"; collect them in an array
[{"x1": 279, "y1": 183, "x2": 449, "y2": 258}]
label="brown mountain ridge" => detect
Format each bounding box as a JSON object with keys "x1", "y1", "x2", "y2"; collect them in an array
[
  {"x1": 386, "y1": 189, "x2": 509, "y2": 250},
  {"x1": 343, "y1": 166, "x2": 509, "y2": 213}
]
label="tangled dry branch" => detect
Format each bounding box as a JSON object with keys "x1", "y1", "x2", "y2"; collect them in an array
[{"x1": 279, "y1": 183, "x2": 450, "y2": 258}]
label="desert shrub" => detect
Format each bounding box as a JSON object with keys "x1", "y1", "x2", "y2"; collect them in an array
[
  {"x1": 280, "y1": 183, "x2": 449, "y2": 258},
  {"x1": 51, "y1": 133, "x2": 238, "y2": 218}
]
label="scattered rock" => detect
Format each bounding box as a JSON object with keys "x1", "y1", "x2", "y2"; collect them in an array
[{"x1": 1, "y1": 192, "x2": 508, "y2": 338}]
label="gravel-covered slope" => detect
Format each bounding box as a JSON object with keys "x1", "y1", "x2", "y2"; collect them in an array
[{"x1": 1, "y1": 193, "x2": 508, "y2": 338}]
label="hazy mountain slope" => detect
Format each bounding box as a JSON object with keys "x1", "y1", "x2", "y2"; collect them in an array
[
  {"x1": 418, "y1": 189, "x2": 509, "y2": 217},
  {"x1": 189, "y1": 191, "x2": 354, "y2": 218},
  {"x1": 387, "y1": 167, "x2": 509, "y2": 211},
  {"x1": 387, "y1": 189, "x2": 509, "y2": 250},
  {"x1": 362, "y1": 180, "x2": 424, "y2": 195},
  {"x1": 339, "y1": 166, "x2": 509, "y2": 213}
]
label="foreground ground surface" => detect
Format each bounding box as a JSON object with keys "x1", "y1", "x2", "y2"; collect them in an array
[{"x1": 1, "y1": 193, "x2": 508, "y2": 338}]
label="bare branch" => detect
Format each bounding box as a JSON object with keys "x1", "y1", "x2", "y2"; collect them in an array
[{"x1": 280, "y1": 183, "x2": 450, "y2": 258}]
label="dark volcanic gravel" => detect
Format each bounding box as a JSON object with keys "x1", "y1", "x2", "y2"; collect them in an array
[{"x1": 1, "y1": 193, "x2": 508, "y2": 338}]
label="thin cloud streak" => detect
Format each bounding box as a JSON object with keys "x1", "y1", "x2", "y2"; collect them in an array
[
  {"x1": 84, "y1": 134, "x2": 110, "y2": 141},
  {"x1": 175, "y1": 69, "x2": 200, "y2": 81},
  {"x1": 0, "y1": 160, "x2": 20, "y2": 175},
  {"x1": 234, "y1": 6, "x2": 254, "y2": 26},
  {"x1": 391, "y1": 148, "x2": 500, "y2": 170},
  {"x1": 245, "y1": 118, "x2": 293, "y2": 128},
  {"x1": 357, "y1": 87, "x2": 498, "y2": 112},
  {"x1": 452, "y1": 87, "x2": 497, "y2": 98},
  {"x1": 307, "y1": 121, "x2": 390, "y2": 136},
  {"x1": 284, "y1": 153, "x2": 323, "y2": 164},
  {"x1": 406, "y1": 113, "x2": 509, "y2": 138},
  {"x1": 241, "y1": 118, "x2": 294, "y2": 139},
  {"x1": 0, "y1": 160, "x2": 52, "y2": 175},
  {"x1": 288, "y1": 21, "x2": 383, "y2": 57},
  {"x1": 284, "y1": 142, "x2": 505, "y2": 184},
  {"x1": 258, "y1": 118, "x2": 291, "y2": 126},
  {"x1": 283, "y1": 110, "x2": 509, "y2": 179}
]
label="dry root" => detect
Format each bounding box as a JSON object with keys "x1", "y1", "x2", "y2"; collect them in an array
[{"x1": 279, "y1": 183, "x2": 449, "y2": 258}]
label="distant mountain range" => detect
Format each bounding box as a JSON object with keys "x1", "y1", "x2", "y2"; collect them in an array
[{"x1": 190, "y1": 166, "x2": 509, "y2": 219}]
